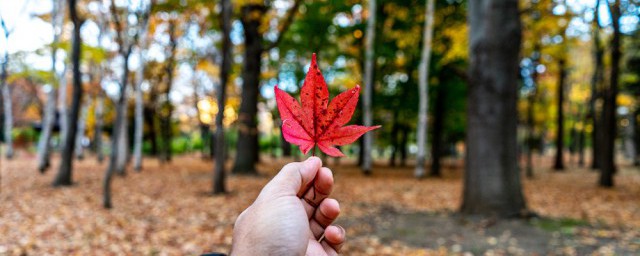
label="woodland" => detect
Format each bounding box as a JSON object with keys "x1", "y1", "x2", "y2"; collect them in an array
[{"x1": 0, "y1": 0, "x2": 639, "y2": 255}]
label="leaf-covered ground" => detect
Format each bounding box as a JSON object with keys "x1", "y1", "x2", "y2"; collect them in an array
[{"x1": 0, "y1": 154, "x2": 638, "y2": 255}]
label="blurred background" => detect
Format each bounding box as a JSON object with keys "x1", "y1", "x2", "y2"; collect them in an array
[{"x1": 0, "y1": 0, "x2": 639, "y2": 255}]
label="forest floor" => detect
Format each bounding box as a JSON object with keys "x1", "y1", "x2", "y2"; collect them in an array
[{"x1": 0, "y1": 153, "x2": 639, "y2": 255}]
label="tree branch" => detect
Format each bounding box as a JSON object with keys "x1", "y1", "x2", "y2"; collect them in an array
[{"x1": 265, "y1": 0, "x2": 302, "y2": 51}]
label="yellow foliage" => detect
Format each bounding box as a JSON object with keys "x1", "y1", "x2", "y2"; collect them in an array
[
  {"x1": 440, "y1": 23, "x2": 468, "y2": 64},
  {"x1": 196, "y1": 60, "x2": 220, "y2": 77}
]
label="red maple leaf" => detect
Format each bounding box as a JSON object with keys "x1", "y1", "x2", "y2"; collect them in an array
[{"x1": 275, "y1": 54, "x2": 380, "y2": 157}]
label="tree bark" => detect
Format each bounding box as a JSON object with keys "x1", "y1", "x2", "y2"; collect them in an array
[
  {"x1": 53, "y1": 0, "x2": 83, "y2": 186},
  {"x1": 415, "y1": 0, "x2": 435, "y2": 179},
  {"x1": 461, "y1": 0, "x2": 527, "y2": 217},
  {"x1": 213, "y1": 0, "x2": 232, "y2": 194},
  {"x1": 599, "y1": 0, "x2": 621, "y2": 187},
  {"x1": 232, "y1": 4, "x2": 266, "y2": 175},
  {"x1": 361, "y1": 0, "x2": 377, "y2": 175},
  {"x1": 554, "y1": 59, "x2": 566, "y2": 170}
]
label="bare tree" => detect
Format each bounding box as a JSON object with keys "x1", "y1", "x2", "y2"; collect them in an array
[
  {"x1": 103, "y1": 0, "x2": 153, "y2": 208},
  {"x1": 415, "y1": 0, "x2": 436, "y2": 179}
]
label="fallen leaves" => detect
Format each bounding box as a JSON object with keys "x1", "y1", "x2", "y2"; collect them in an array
[{"x1": 0, "y1": 155, "x2": 638, "y2": 255}]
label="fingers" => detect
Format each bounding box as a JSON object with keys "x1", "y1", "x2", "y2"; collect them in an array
[
  {"x1": 321, "y1": 225, "x2": 345, "y2": 254},
  {"x1": 309, "y1": 198, "x2": 340, "y2": 239},
  {"x1": 259, "y1": 157, "x2": 322, "y2": 199},
  {"x1": 301, "y1": 167, "x2": 334, "y2": 218}
]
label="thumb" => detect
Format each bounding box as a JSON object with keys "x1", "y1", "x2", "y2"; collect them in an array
[{"x1": 259, "y1": 157, "x2": 322, "y2": 199}]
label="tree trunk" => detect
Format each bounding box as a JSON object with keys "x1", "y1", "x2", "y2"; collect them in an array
[
  {"x1": 399, "y1": 125, "x2": 408, "y2": 167},
  {"x1": 578, "y1": 121, "x2": 586, "y2": 167},
  {"x1": 74, "y1": 100, "x2": 88, "y2": 160},
  {"x1": 280, "y1": 126, "x2": 291, "y2": 157},
  {"x1": 144, "y1": 104, "x2": 158, "y2": 156},
  {"x1": 415, "y1": 0, "x2": 435, "y2": 179},
  {"x1": 1, "y1": 50, "x2": 13, "y2": 159},
  {"x1": 525, "y1": 91, "x2": 535, "y2": 178},
  {"x1": 133, "y1": 15, "x2": 150, "y2": 172},
  {"x1": 213, "y1": 0, "x2": 232, "y2": 194},
  {"x1": 430, "y1": 78, "x2": 446, "y2": 177},
  {"x1": 94, "y1": 93, "x2": 105, "y2": 162},
  {"x1": 554, "y1": 59, "x2": 566, "y2": 170},
  {"x1": 388, "y1": 111, "x2": 399, "y2": 167},
  {"x1": 115, "y1": 101, "x2": 128, "y2": 175},
  {"x1": 37, "y1": 0, "x2": 64, "y2": 172},
  {"x1": 599, "y1": 0, "x2": 621, "y2": 187},
  {"x1": 632, "y1": 107, "x2": 640, "y2": 166},
  {"x1": 590, "y1": 0, "x2": 603, "y2": 170},
  {"x1": 58, "y1": 66, "x2": 69, "y2": 151},
  {"x1": 461, "y1": 0, "x2": 526, "y2": 217},
  {"x1": 232, "y1": 4, "x2": 265, "y2": 175},
  {"x1": 38, "y1": 87, "x2": 57, "y2": 172},
  {"x1": 634, "y1": 109, "x2": 640, "y2": 166},
  {"x1": 104, "y1": 47, "x2": 131, "y2": 208},
  {"x1": 160, "y1": 20, "x2": 177, "y2": 163},
  {"x1": 53, "y1": 0, "x2": 83, "y2": 186},
  {"x1": 361, "y1": 0, "x2": 377, "y2": 175}
]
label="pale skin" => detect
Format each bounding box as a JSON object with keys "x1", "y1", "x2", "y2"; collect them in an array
[{"x1": 231, "y1": 157, "x2": 346, "y2": 255}]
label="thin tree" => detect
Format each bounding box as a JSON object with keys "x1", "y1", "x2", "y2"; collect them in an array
[
  {"x1": 590, "y1": 0, "x2": 604, "y2": 170},
  {"x1": 361, "y1": 0, "x2": 377, "y2": 175},
  {"x1": 74, "y1": 100, "x2": 89, "y2": 159},
  {"x1": 213, "y1": 0, "x2": 233, "y2": 194},
  {"x1": 554, "y1": 58, "x2": 567, "y2": 170},
  {"x1": 232, "y1": 0, "x2": 301, "y2": 174},
  {"x1": 415, "y1": 0, "x2": 436, "y2": 178},
  {"x1": 133, "y1": 1, "x2": 153, "y2": 171},
  {"x1": 159, "y1": 19, "x2": 177, "y2": 163},
  {"x1": 93, "y1": 11, "x2": 108, "y2": 163},
  {"x1": 103, "y1": 0, "x2": 151, "y2": 207},
  {"x1": 37, "y1": 0, "x2": 65, "y2": 172},
  {"x1": 53, "y1": 0, "x2": 85, "y2": 186},
  {"x1": 461, "y1": 0, "x2": 527, "y2": 216},
  {"x1": 0, "y1": 15, "x2": 14, "y2": 159},
  {"x1": 599, "y1": 0, "x2": 621, "y2": 187}
]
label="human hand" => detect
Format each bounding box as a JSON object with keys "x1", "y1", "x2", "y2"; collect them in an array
[{"x1": 231, "y1": 157, "x2": 345, "y2": 255}]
